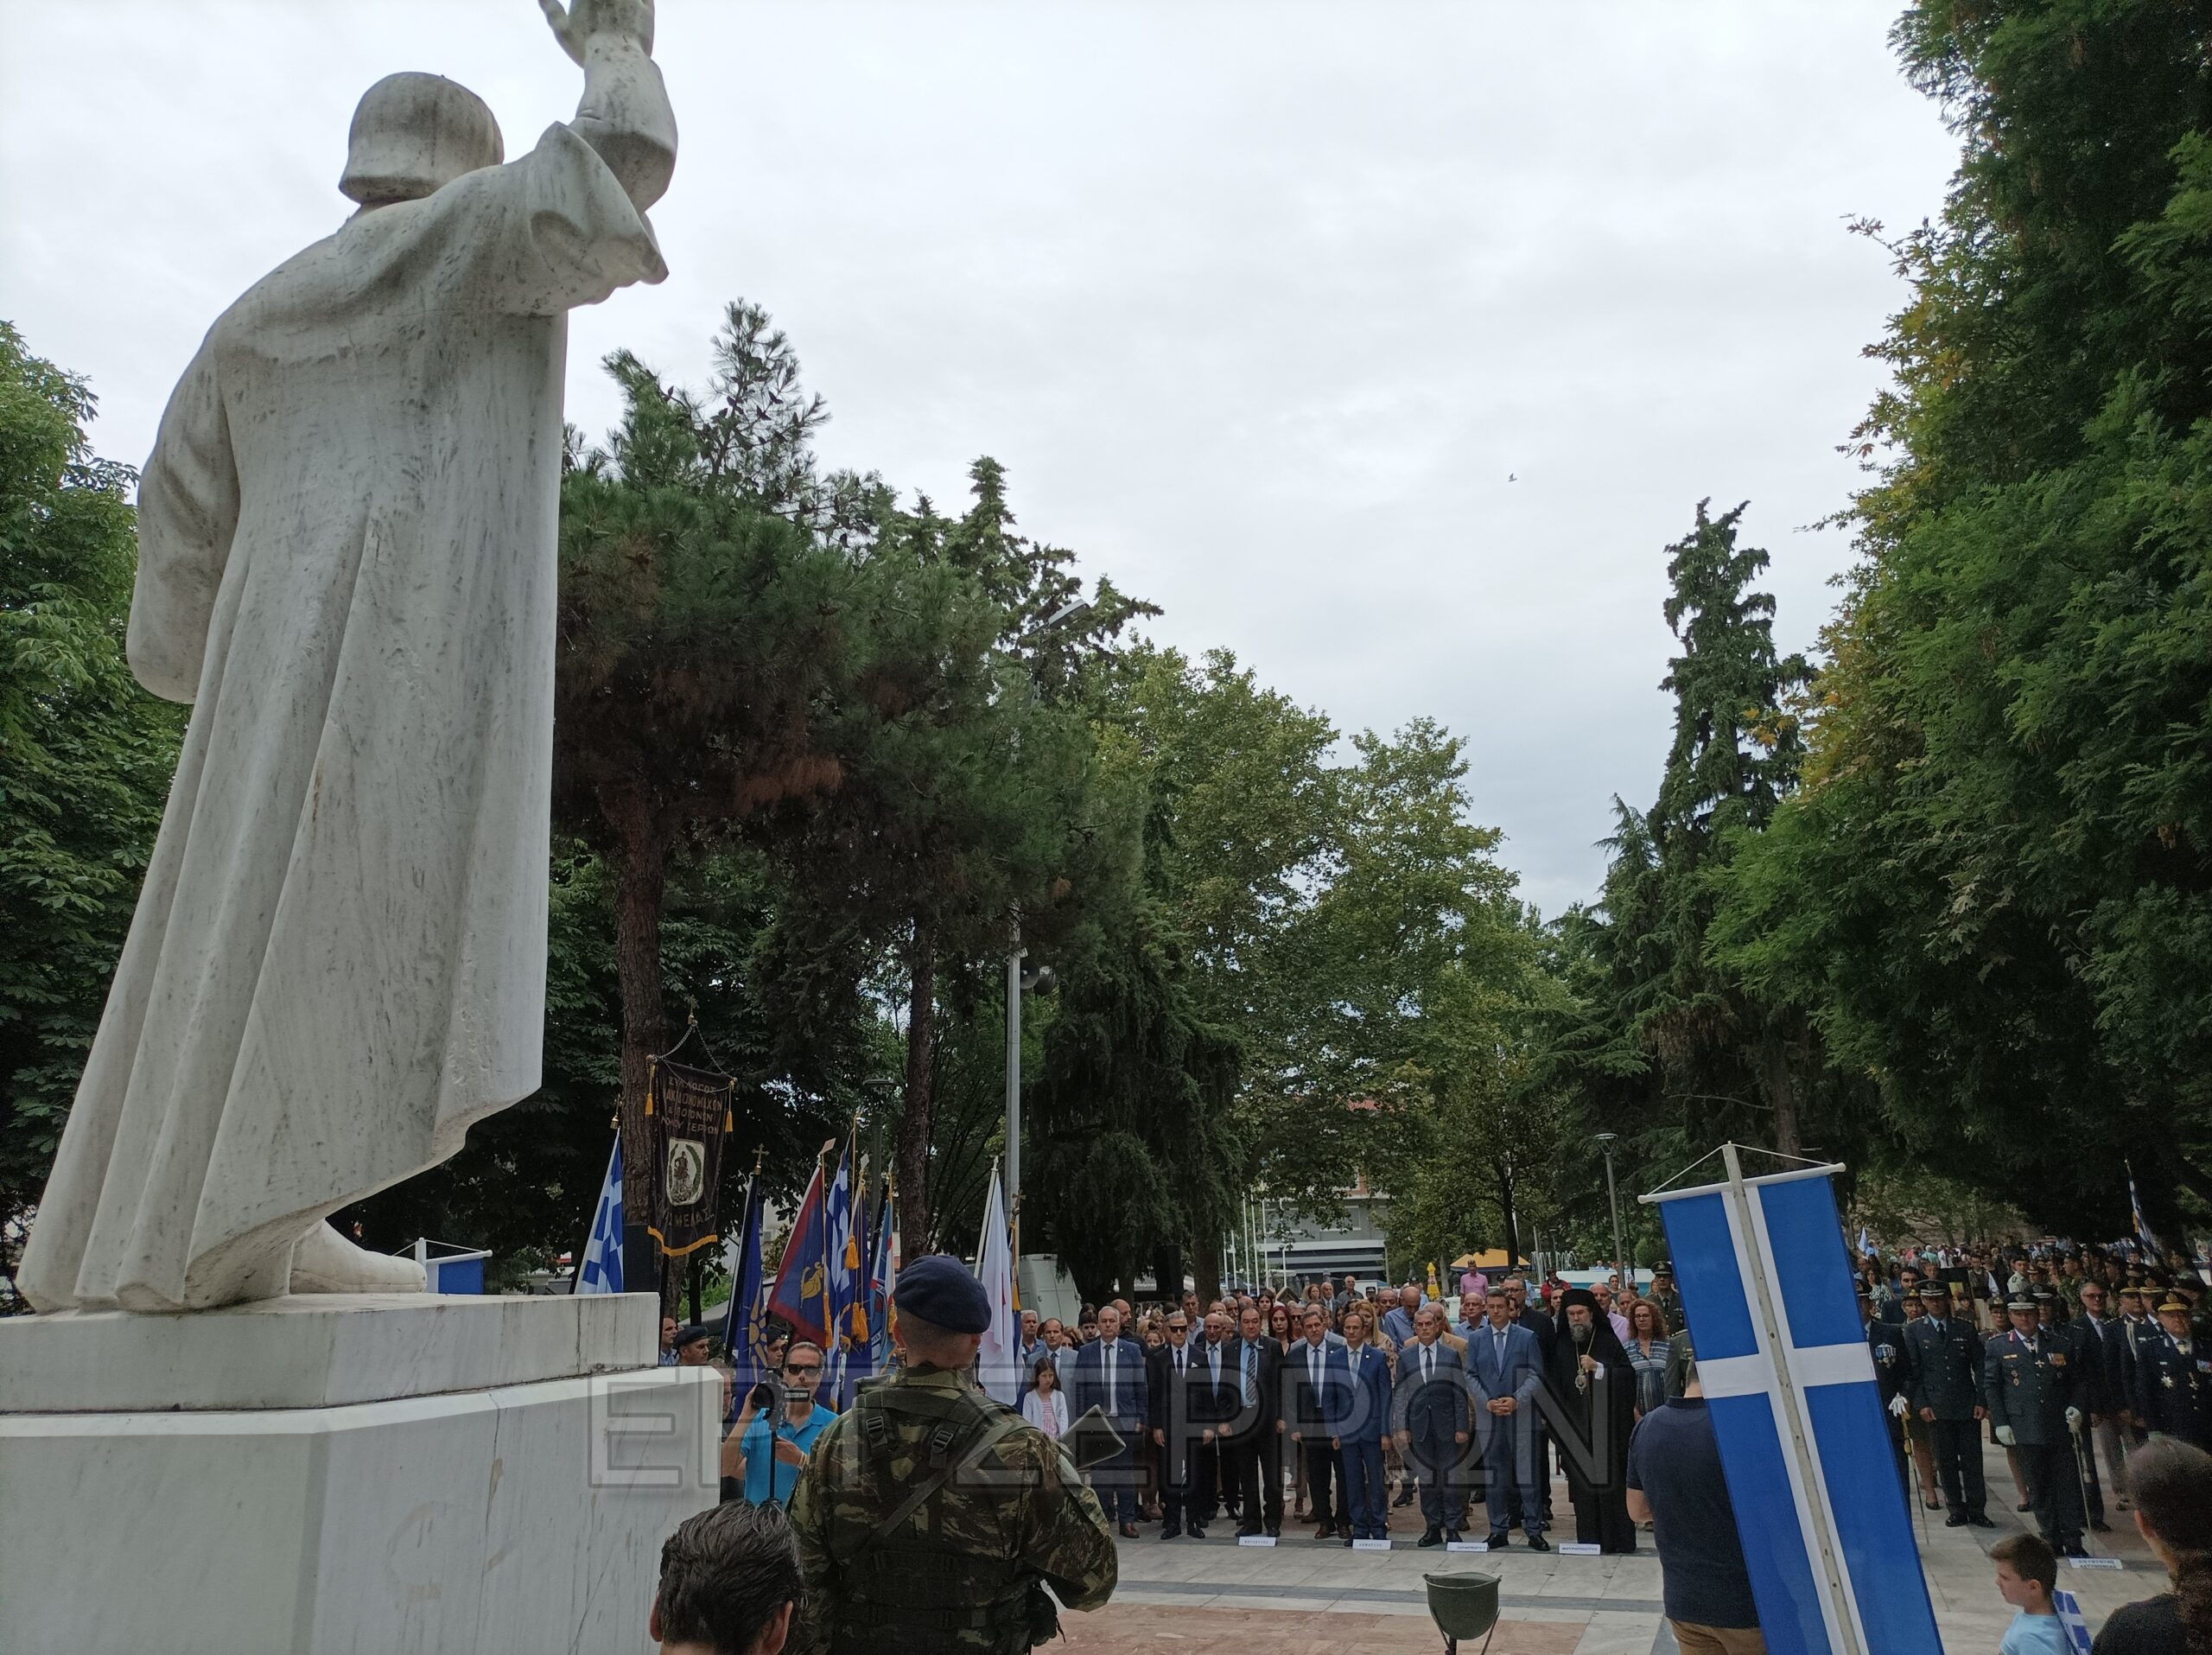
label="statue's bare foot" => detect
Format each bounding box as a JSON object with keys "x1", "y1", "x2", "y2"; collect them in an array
[{"x1": 289, "y1": 1221, "x2": 428, "y2": 1295}]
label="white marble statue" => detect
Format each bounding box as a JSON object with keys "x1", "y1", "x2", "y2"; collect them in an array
[{"x1": 17, "y1": 0, "x2": 676, "y2": 1314}]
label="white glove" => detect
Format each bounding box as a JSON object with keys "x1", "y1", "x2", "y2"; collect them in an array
[
  {"x1": 2065, "y1": 1407, "x2": 2083, "y2": 1433},
  {"x1": 1994, "y1": 1425, "x2": 2017, "y2": 1447},
  {"x1": 1888, "y1": 1394, "x2": 1910, "y2": 1420}
]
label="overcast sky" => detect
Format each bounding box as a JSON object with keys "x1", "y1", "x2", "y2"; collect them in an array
[{"x1": 1, "y1": 2, "x2": 1958, "y2": 916}]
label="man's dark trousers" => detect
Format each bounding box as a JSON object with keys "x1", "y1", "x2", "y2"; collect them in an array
[
  {"x1": 2018, "y1": 1439, "x2": 2085, "y2": 1544},
  {"x1": 1929, "y1": 1418, "x2": 1987, "y2": 1518},
  {"x1": 1300, "y1": 1437, "x2": 1340, "y2": 1529}
]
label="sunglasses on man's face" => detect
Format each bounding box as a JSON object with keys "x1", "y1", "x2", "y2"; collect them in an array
[{"x1": 785, "y1": 1363, "x2": 821, "y2": 1377}]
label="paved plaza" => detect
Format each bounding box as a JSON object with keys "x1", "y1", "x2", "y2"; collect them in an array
[{"x1": 1058, "y1": 1440, "x2": 2155, "y2": 1653}]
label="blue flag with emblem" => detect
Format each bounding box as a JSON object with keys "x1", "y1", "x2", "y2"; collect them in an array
[
  {"x1": 576, "y1": 1135, "x2": 624, "y2": 1295},
  {"x1": 864, "y1": 1181, "x2": 893, "y2": 1378},
  {"x1": 1642, "y1": 1147, "x2": 1942, "y2": 1655},
  {"x1": 823, "y1": 1143, "x2": 861, "y2": 1398}
]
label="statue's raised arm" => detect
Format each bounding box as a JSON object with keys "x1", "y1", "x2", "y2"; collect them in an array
[{"x1": 540, "y1": 0, "x2": 677, "y2": 212}]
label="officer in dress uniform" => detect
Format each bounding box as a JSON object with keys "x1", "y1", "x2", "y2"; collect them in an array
[
  {"x1": 1862, "y1": 1287, "x2": 1912, "y2": 1500},
  {"x1": 789, "y1": 1256, "x2": 1118, "y2": 1655},
  {"x1": 2133, "y1": 1293, "x2": 2212, "y2": 1450},
  {"x1": 1649, "y1": 1263, "x2": 1684, "y2": 1333},
  {"x1": 1905, "y1": 1284, "x2": 1992, "y2": 1526},
  {"x1": 1984, "y1": 1295, "x2": 2087, "y2": 1556}
]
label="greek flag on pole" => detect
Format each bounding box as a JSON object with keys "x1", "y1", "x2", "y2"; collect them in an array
[
  {"x1": 577, "y1": 1136, "x2": 624, "y2": 1295},
  {"x1": 865, "y1": 1184, "x2": 893, "y2": 1378},
  {"x1": 2129, "y1": 1162, "x2": 2159, "y2": 1256},
  {"x1": 1644, "y1": 1155, "x2": 1942, "y2": 1655}
]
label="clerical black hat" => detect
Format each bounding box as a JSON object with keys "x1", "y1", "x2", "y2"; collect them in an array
[{"x1": 894, "y1": 1253, "x2": 992, "y2": 1334}]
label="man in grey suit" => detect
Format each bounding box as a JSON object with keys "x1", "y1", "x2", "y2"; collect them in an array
[
  {"x1": 1466, "y1": 1288, "x2": 1549, "y2": 1549},
  {"x1": 1392, "y1": 1302, "x2": 1473, "y2": 1545}
]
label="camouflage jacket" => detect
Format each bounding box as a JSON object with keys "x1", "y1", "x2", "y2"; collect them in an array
[{"x1": 787, "y1": 1364, "x2": 1117, "y2": 1655}]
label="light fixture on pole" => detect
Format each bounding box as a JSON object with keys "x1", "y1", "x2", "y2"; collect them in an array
[{"x1": 1594, "y1": 1131, "x2": 1626, "y2": 1293}]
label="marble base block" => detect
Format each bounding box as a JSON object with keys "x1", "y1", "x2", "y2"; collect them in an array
[
  {"x1": 0, "y1": 1296, "x2": 720, "y2": 1654},
  {"x1": 0, "y1": 1289, "x2": 658, "y2": 1412}
]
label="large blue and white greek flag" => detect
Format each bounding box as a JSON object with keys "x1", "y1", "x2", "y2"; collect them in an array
[
  {"x1": 1643, "y1": 1151, "x2": 1941, "y2": 1655},
  {"x1": 576, "y1": 1136, "x2": 624, "y2": 1295}
]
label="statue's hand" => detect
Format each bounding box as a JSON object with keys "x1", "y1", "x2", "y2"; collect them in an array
[{"x1": 538, "y1": 0, "x2": 654, "y2": 64}]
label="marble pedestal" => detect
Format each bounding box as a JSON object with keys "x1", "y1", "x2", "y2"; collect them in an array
[{"x1": 0, "y1": 1294, "x2": 719, "y2": 1655}]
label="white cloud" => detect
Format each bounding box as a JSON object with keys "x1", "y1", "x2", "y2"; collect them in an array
[{"x1": 0, "y1": 0, "x2": 1955, "y2": 915}]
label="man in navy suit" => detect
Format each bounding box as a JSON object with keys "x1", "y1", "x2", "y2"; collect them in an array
[
  {"x1": 1466, "y1": 1287, "x2": 1548, "y2": 1550},
  {"x1": 1285, "y1": 1302, "x2": 1351, "y2": 1538},
  {"x1": 1071, "y1": 1302, "x2": 1148, "y2": 1537},
  {"x1": 1392, "y1": 1302, "x2": 1473, "y2": 1545},
  {"x1": 1224, "y1": 1302, "x2": 1285, "y2": 1537}
]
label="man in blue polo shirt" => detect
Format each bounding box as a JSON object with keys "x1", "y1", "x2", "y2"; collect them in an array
[
  {"x1": 1624, "y1": 1366, "x2": 1764, "y2": 1654},
  {"x1": 725, "y1": 1340, "x2": 834, "y2": 1507}
]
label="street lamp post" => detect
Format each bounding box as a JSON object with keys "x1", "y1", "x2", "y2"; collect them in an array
[{"x1": 1594, "y1": 1132, "x2": 1626, "y2": 1292}]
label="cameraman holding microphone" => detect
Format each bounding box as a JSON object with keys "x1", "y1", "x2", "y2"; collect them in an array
[{"x1": 724, "y1": 1340, "x2": 833, "y2": 1507}]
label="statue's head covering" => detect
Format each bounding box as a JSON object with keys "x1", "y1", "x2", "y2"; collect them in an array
[{"x1": 340, "y1": 73, "x2": 504, "y2": 207}]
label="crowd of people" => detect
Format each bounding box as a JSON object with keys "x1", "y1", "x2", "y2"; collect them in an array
[
  {"x1": 992, "y1": 1267, "x2": 1674, "y2": 1554},
  {"x1": 1857, "y1": 1243, "x2": 2212, "y2": 1562},
  {"x1": 639, "y1": 1237, "x2": 2212, "y2": 1655}
]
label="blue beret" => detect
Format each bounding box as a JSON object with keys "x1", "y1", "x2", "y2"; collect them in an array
[{"x1": 894, "y1": 1254, "x2": 991, "y2": 1334}]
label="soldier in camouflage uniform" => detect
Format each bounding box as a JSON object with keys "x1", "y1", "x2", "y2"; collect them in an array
[{"x1": 788, "y1": 1254, "x2": 1118, "y2": 1655}]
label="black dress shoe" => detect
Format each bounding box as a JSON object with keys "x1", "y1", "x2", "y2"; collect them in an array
[
  {"x1": 1343, "y1": 1534, "x2": 1355, "y2": 1548},
  {"x1": 1236, "y1": 1523, "x2": 1262, "y2": 1539},
  {"x1": 1484, "y1": 1532, "x2": 1510, "y2": 1550},
  {"x1": 2059, "y1": 1541, "x2": 2088, "y2": 1559},
  {"x1": 1393, "y1": 1487, "x2": 1416, "y2": 1507},
  {"x1": 1187, "y1": 1525, "x2": 1208, "y2": 1540},
  {"x1": 1416, "y1": 1527, "x2": 1443, "y2": 1548},
  {"x1": 1969, "y1": 1514, "x2": 1997, "y2": 1529},
  {"x1": 1944, "y1": 1513, "x2": 1968, "y2": 1527},
  {"x1": 1266, "y1": 1524, "x2": 1281, "y2": 1539},
  {"x1": 1524, "y1": 1534, "x2": 1550, "y2": 1552},
  {"x1": 1160, "y1": 1524, "x2": 1182, "y2": 1540},
  {"x1": 1444, "y1": 1530, "x2": 1464, "y2": 1547}
]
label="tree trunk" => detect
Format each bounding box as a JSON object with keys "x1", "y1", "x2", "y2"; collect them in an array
[
  {"x1": 1148, "y1": 1241, "x2": 1179, "y2": 1301},
  {"x1": 1192, "y1": 1227, "x2": 1222, "y2": 1306},
  {"x1": 897, "y1": 915, "x2": 937, "y2": 1260},
  {"x1": 607, "y1": 784, "x2": 670, "y2": 1227},
  {"x1": 1759, "y1": 1022, "x2": 1803, "y2": 1157}
]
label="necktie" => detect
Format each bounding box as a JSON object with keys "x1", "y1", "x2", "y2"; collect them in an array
[
  {"x1": 1309, "y1": 1346, "x2": 1321, "y2": 1391},
  {"x1": 1243, "y1": 1346, "x2": 1255, "y2": 1404},
  {"x1": 1210, "y1": 1344, "x2": 1221, "y2": 1384},
  {"x1": 1422, "y1": 1345, "x2": 1433, "y2": 1384},
  {"x1": 1495, "y1": 1329, "x2": 1507, "y2": 1372},
  {"x1": 1105, "y1": 1345, "x2": 1116, "y2": 1416}
]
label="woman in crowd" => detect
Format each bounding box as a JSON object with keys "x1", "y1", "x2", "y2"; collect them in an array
[
  {"x1": 2093, "y1": 1437, "x2": 2211, "y2": 1653},
  {"x1": 1022, "y1": 1353, "x2": 1070, "y2": 1439},
  {"x1": 1625, "y1": 1300, "x2": 1672, "y2": 1421}
]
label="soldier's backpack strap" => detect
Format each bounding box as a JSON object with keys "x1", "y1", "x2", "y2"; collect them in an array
[{"x1": 852, "y1": 1408, "x2": 1029, "y2": 1562}]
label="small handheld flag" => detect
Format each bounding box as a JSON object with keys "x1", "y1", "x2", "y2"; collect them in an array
[{"x1": 576, "y1": 1135, "x2": 624, "y2": 1296}]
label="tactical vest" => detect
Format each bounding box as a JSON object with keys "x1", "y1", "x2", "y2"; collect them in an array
[{"x1": 823, "y1": 1378, "x2": 1039, "y2": 1654}]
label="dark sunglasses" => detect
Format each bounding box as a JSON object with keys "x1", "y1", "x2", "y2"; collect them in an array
[{"x1": 784, "y1": 1363, "x2": 822, "y2": 1376}]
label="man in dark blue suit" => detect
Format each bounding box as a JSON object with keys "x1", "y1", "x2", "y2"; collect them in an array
[
  {"x1": 1070, "y1": 1302, "x2": 1148, "y2": 1537},
  {"x1": 1466, "y1": 1287, "x2": 1548, "y2": 1550},
  {"x1": 1284, "y1": 1302, "x2": 1351, "y2": 1538},
  {"x1": 1392, "y1": 1302, "x2": 1473, "y2": 1546}
]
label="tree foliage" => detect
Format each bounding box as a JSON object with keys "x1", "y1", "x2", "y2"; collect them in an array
[{"x1": 0, "y1": 323, "x2": 181, "y2": 1239}]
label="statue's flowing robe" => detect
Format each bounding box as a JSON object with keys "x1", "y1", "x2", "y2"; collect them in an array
[{"x1": 20, "y1": 124, "x2": 664, "y2": 1312}]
